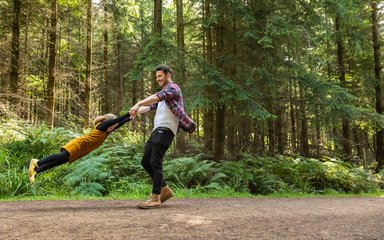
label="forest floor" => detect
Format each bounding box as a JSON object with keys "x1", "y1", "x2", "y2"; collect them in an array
[{"x1": 0, "y1": 197, "x2": 383, "y2": 239}]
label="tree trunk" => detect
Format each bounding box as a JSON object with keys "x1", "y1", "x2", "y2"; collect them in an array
[
  {"x1": 335, "y1": 15, "x2": 352, "y2": 157},
  {"x1": 226, "y1": 112, "x2": 237, "y2": 156},
  {"x1": 300, "y1": 87, "x2": 309, "y2": 157},
  {"x1": 84, "y1": 0, "x2": 92, "y2": 128},
  {"x1": 289, "y1": 78, "x2": 297, "y2": 153},
  {"x1": 23, "y1": 0, "x2": 31, "y2": 121},
  {"x1": 46, "y1": 0, "x2": 57, "y2": 128},
  {"x1": 153, "y1": 0, "x2": 162, "y2": 37},
  {"x1": 102, "y1": 0, "x2": 110, "y2": 113},
  {"x1": 175, "y1": 0, "x2": 187, "y2": 155},
  {"x1": 204, "y1": 107, "x2": 214, "y2": 154},
  {"x1": 10, "y1": 0, "x2": 21, "y2": 106},
  {"x1": 116, "y1": 33, "x2": 123, "y2": 113},
  {"x1": 152, "y1": 0, "x2": 162, "y2": 92},
  {"x1": 212, "y1": 1, "x2": 225, "y2": 161},
  {"x1": 214, "y1": 104, "x2": 225, "y2": 161},
  {"x1": 371, "y1": 2, "x2": 384, "y2": 172},
  {"x1": 314, "y1": 104, "x2": 322, "y2": 157},
  {"x1": 276, "y1": 105, "x2": 284, "y2": 155},
  {"x1": 203, "y1": 0, "x2": 214, "y2": 154},
  {"x1": 268, "y1": 119, "x2": 275, "y2": 156}
]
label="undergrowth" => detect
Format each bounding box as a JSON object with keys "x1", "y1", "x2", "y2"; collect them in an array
[{"x1": 0, "y1": 121, "x2": 383, "y2": 198}]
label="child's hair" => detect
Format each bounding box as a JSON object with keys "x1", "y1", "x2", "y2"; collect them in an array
[{"x1": 93, "y1": 113, "x2": 117, "y2": 126}]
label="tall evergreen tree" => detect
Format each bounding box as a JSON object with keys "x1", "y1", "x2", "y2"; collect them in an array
[
  {"x1": 84, "y1": 0, "x2": 92, "y2": 128},
  {"x1": 46, "y1": 0, "x2": 57, "y2": 127},
  {"x1": 371, "y1": 1, "x2": 384, "y2": 172},
  {"x1": 10, "y1": 0, "x2": 21, "y2": 106}
]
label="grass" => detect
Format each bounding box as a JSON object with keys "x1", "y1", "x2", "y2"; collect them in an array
[{"x1": 1, "y1": 188, "x2": 383, "y2": 202}]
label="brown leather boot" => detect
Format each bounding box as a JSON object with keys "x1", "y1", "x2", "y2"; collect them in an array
[
  {"x1": 160, "y1": 186, "x2": 174, "y2": 203},
  {"x1": 137, "y1": 194, "x2": 161, "y2": 209}
]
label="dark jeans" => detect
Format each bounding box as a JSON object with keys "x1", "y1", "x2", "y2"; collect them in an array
[{"x1": 142, "y1": 127, "x2": 174, "y2": 195}]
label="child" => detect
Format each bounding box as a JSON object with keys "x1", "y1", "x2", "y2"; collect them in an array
[{"x1": 28, "y1": 112, "x2": 131, "y2": 183}]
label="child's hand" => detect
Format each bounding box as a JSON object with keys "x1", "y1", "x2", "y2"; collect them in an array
[{"x1": 129, "y1": 104, "x2": 140, "y2": 117}]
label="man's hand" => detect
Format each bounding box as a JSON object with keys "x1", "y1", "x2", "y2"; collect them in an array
[
  {"x1": 129, "y1": 94, "x2": 160, "y2": 118},
  {"x1": 129, "y1": 103, "x2": 141, "y2": 118}
]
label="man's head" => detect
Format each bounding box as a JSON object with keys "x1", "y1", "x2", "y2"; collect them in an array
[{"x1": 155, "y1": 65, "x2": 172, "y2": 88}]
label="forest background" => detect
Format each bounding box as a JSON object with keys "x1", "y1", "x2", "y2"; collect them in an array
[{"x1": 1, "y1": 0, "x2": 384, "y2": 198}]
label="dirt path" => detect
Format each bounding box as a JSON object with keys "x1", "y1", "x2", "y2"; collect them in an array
[{"x1": 0, "y1": 197, "x2": 383, "y2": 239}]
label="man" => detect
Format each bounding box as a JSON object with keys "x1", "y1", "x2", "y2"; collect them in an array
[{"x1": 129, "y1": 65, "x2": 196, "y2": 209}]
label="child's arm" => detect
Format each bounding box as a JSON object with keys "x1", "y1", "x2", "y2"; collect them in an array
[{"x1": 96, "y1": 112, "x2": 131, "y2": 132}]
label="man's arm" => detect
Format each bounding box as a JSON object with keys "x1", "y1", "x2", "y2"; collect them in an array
[
  {"x1": 137, "y1": 106, "x2": 151, "y2": 115},
  {"x1": 129, "y1": 94, "x2": 160, "y2": 117}
]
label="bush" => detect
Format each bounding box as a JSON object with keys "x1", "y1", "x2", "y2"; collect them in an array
[{"x1": 0, "y1": 121, "x2": 382, "y2": 197}]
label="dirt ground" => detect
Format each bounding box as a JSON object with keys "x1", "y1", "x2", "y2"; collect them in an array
[{"x1": 0, "y1": 197, "x2": 383, "y2": 240}]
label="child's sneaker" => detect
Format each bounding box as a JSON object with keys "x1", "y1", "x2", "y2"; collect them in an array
[{"x1": 28, "y1": 159, "x2": 38, "y2": 184}]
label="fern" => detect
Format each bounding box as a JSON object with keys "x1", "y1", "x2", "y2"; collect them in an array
[
  {"x1": 164, "y1": 157, "x2": 220, "y2": 188},
  {"x1": 64, "y1": 153, "x2": 111, "y2": 196}
]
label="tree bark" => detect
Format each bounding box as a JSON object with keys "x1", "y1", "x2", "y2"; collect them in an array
[
  {"x1": 153, "y1": 0, "x2": 162, "y2": 37},
  {"x1": 46, "y1": 0, "x2": 57, "y2": 128},
  {"x1": 371, "y1": 2, "x2": 384, "y2": 172},
  {"x1": 10, "y1": 0, "x2": 21, "y2": 105},
  {"x1": 214, "y1": 104, "x2": 225, "y2": 161},
  {"x1": 175, "y1": 0, "x2": 187, "y2": 154},
  {"x1": 289, "y1": 78, "x2": 297, "y2": 153},
  {"x1": 84, "y1": 0, "x2": 92, "y2": 128},
  {"x1": 102, "y1": 0, "x2": 110, "y2": 113},
  {"x1": 276, "y1": 105, "x2": 284, "y2": 155},
  {"x1": 299, "y1": 87, "x2": 309, "y2": 157},
  {"x1": 203, "y1": 0, "x2": 214, "y2": 154},
  {"x1": 151, "y1": 0, "x2": 162, "y2": 92},
  {"x1": 335, "y1": 14, "x2": 352, "y2": 157},
  {"x1": 226, "y1": 112, "x2": 237, "y2": 156},
  {"x1": 213, "y1": 1, "x2": 225, "y2": 161}
]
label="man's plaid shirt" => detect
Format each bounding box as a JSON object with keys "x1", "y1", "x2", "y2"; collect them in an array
[{"x1": 150, "y1": 83, "x2": 196, "y2": 133}]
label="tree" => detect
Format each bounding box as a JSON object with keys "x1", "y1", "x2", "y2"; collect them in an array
[
  {"x1": 84, "y1": 0, "x2": 92, "y2": 128},
  {"x1": 46, "y1": 0, "x2": 57, "y2": 127},
  {"x1": 175, "y1": 0, "x2": 187, "y2": 155},
  {"x1": 371, "y1": 1, "x2": 384, "y2": 172},
  {"x1": 10, "y1": 0, "x2": 21, "y2": 105},
  {"x1": 102, "y1": 0, "x2": 110, "y2": 113},
  {"x1": 202, "y1": 0, "x2": 214, "y2": 154}
]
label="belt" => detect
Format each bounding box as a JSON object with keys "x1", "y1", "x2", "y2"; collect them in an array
[{"x1": 156, "y1": 127, "x2": 171, "y2": 131}]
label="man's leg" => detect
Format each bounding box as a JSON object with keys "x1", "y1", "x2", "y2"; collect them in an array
[
  {"x1": 141, "y1": 132, "x2": 170, "y2": 187},
  {"x1": 141, "y1": 135, "x2": 154, "y2": 179},
  {"x1": 137, "y1": 129, "x2": 174, "y2": 209},
  {"x1": 150, "y1": 130, "x2": 174, "y2": 195}
]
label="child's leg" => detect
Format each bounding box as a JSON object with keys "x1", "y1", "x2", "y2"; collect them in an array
[{"x1": 36, "y1": 150, "x2": 70, "y2": 174}]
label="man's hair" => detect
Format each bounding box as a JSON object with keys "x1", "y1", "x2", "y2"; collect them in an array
[
  {"x1": 93, "y1": 113, "x2": 117, "y2": 126},
  {"x1": 155, "y1": 65, "x2": 172, "y2": 74}
]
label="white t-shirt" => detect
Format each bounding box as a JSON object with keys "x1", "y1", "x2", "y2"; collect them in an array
[{"x1": 153, "y1": 101, "x2": 179, "y2": 135}]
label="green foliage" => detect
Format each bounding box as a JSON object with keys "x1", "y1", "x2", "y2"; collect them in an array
[
  {"x1": 0, "y1": 121, "x2": 382, "y2": 198},
  {"x1": 163, "y1": 155, "x2": 381, "y2": 195},
  {"x1": 0, "y1": 167, "x2": 31, "y2": 196},
  {"x1": 0, "y1": 122, "x2": 79, "y2": 197},
  {"x1": 163, "y1": 157, "x2": 223, "y2": 189},
  {"x1": 3, "y1": 124, "x2": 78, "y2": 165},
  {"x1": 64, "y1": 150, "x2": 112, "y2": 197},
  {"x1": 63, "y1": 142, "x2": 144, "y2": 197},
  {"x1": 187, "y1": 55, "x2": 275, "y2": 120}
]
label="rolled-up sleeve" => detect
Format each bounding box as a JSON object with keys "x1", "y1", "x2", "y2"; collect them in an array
[
  {"x1": 150, "y1": 103, "x2": 158, "y2": 111},
  {"x1": 155, "y1": 84, "x2": 178, "y2": 101}
]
